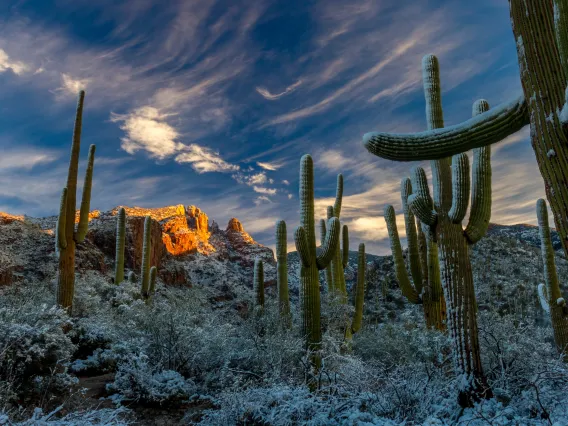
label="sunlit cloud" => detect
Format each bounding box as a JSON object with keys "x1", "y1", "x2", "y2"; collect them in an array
[
  {"x1": 257, "y1": 161, "x2": 284, "y2": 171},
  {"x1": 57, "y1": 73, "x2": 90, "y2": 96},
  {"x1": 175, "y1": 144, "x2": 239, "y2": 174},
  {"x1": 0, "y1": 48, "x2": 28, "y2": 75},
  {"x1": 253, "y1": 186, "x2": 277, "y2": 195}
]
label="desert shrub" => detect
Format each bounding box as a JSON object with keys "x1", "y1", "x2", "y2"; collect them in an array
[
  {"x1": 0, "y1": 287, "x2": 76, "y2": 405},
  {"x1": 0, "y1": 406, "x2": 130, "y2": 425},
  {"x1": 106, "y1": 352, "x2": 196, "y2": 406}
]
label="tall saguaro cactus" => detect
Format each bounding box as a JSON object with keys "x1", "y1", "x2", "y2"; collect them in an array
[
  {"x1": 365, "y1": 55, "x2": 492, "y2": 407},
  {"x1": 140, "y1": 216, "x2": 152, "y2": 299},
  {"x1": 114, "y1": 208, "x2": 126, "y2": 284},
  {"x1": 536, "y1": 199, "x2": 568, "y2": 358},
  {"x1": 253, "y1": 257, "x2": 265, "y2": 310},
  {"x1": 56, "y1": 91, "x2": 95, "y2": 312},
  {"x1": 363, "y1": 1, "x2": 568, "y2": 265},
  {"x1": 276, "y1": 220, "x2": 290, "y2": 325},
  {"x1": 294, "y1": 155, "x2": 341, "y2": 373}
]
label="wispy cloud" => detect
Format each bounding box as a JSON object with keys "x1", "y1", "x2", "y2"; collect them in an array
[
  {"x1": 0, "y1": 48, "x2": 28, "y2": 75},
  {"x1": 56, "y1": 73, "x2": 90, "y2": 97},
  {"x1": 256, "y1": 80, "x2": 303, "y2": 101},
  {"x1": 253, "y1": 186, "x2": 277, "y2": 195},
  {"x1": 257, "y1": 161, "x2": 284, "y2": 171},
  {"x1": 175, "y1": 145, "x2": 239, "y2": 174}
]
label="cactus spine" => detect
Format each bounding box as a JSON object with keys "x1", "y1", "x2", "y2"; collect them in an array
[
  {"x1": 140, "y1": 216, "x2": 152, "y2": 299},
  {"x1": 276, "y1": 220, "x2": 290, "y2": 325},
  {"x1": 536, "y1": 199, "x2": 568, "y2": 358},
  {"x1": 363, "y1": 2, "x2": 568, "y2": 267},
  {"x1": 56, "y1": 90, "x2": 95, "y2": 313},
  {"x1": 367, "y1": 55, "x2": 492, "y2": 407},
  {"x1": 253, "y1": 257, "x2": 265, "y2": 310},
  {"x1": 294, "y1": 155, "x2": 340, "y2": 374},
  {"x1": 114, "y1": 208, "x2": 126, "y2": 284}
]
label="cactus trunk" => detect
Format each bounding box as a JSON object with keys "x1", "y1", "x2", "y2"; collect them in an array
[
  {"x1": 140, "y1": 216, "x2": 152, "y2": 299},
  {"x1": 276, "y1": 220, "x2": 291, "y2": 326},
  {"x1": 56, "y1": 91, "x2": 95, "y2": 313},
  {"x1": 254, "y1": 257, "x2": 265, "y2": 310},
  {"x1": 114, "y1": 208, "x2": 126, "y2": 284},
  {"x1": 294, "y1": 155, "x2": 341, "y2": 380},
  {"x1": 537, "y1": 198, "x2": 568, "y2": 358}
]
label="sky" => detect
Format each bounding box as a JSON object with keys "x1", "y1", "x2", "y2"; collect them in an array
[{"x1": 0, "y1": 0, "x2": 546, "y2": 255}]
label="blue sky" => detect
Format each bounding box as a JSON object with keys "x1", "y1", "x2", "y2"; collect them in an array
[{"x1": 0, "y1": 0, "x2": 544, "y2": 254}]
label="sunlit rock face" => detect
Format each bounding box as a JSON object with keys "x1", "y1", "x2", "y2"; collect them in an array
[{"x1": 0, "y1": 204, "x2": 275, "y2": 290}]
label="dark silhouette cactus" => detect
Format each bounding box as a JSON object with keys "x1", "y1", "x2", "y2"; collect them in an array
[
  {"x1": 140, "y1": 216, "x2": 152, "y2": 299},
  {"x1": 253, "y1": 257, "x2": 265, "y2": 310},
  {"x1": 536, "y1": 198, "x2": 568, "y2": 359},
  {"x1": 56, "y1": 90, "x2": 95, "y2": 313}
]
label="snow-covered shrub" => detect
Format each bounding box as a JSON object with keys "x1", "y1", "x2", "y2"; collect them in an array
[
  {"x1": 107, "y1": 353, "x2": 196, "y2": 405},
  {"x1": 0, "y1": 406, "x2": 130, "y2": 425},
  {"x1": 196, "y1": 384, "x2": 400, "y2": 426},
  {"x1": 0, "y1": 291, "x2": 75, "y2": 403}
]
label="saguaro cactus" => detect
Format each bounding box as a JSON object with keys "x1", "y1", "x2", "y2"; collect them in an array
[
  {"x1": 149, "y1": 266, "x2": 157, "y2": 296},
  {"x1": 350, "y1": 243, "x2": 366, "y2": 334},
  {"x1": 56, "y1": 91, "x2": 96, "y2": 312},
  {"x1": 325, "y1": 175, "x2": 348, "y2": 299},
  {"x1": 276, "y1": 220, "x2": 290, "y2": 324},
  {"x1": 294, "y1": 155, "x2": 341, "y2": 372},
  {"x1": 114, "y1": 208, "x2": 126, "y2": 284},
  {"x1": 536, "y1": 199, "x2": 568, "y2": 358},
  {"x1": 140, "y1": 216, "x2": 152, "y2": 299},
  {"x1": 363, "y1": 1, "x2": 568, "y2": 265},
  {"x1": 384, "y1": 194, "x2": 447, "y2": 330},
  {"x1": 253, "y1": 257, "x2": 265, "y2": 309},
  {"x1": 365, "y1": 55, "x2": 492, "y2": 407}
]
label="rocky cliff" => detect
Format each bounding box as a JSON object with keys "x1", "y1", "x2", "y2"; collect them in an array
[{"x1": 0, "y1": 205, "x2": 276, "y2": 304}]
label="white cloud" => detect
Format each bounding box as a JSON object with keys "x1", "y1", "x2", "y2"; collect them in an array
[
  {"x1": 349, "y1": 215, "x2": 406, "y2": 241},
  {"x1": 256, "y1": 80, "x2": 302, "y2": 100},
  {"x1": 257, "y1": 161, "x2": 284, "y2": 171},
  {"x1": 111, "y1": 107, "x2": 182, "y2": 159},
  {"x1": 319, "y1": 149, "x2": 355, "y2": 171},
  {"x1": 282, "y1": 180, "x2": 290, "y2": 185},
  {"x1": 58, "y1": 73, "x2": 90, "y2": 96},
  {"x1": 176, "y1": 144, "x2": 239, "y2": 174},
  {"x1": 0, "y1": 49, "x2": 28, "y2": 75},
  {"x1": 288, "y1": 193, "x2": 293, "y2": 199},
  {"x1": 253, "y1": 186, "x2": 277, "y2": 195}
]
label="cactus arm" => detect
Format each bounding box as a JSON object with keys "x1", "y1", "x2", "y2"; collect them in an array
[
  {"x1": 416, "y1": 217, "x2": 429, "y2": 286},
  {"x1": 341, "y1": 225, "x2": 349, "y2": 269},
  {"x1": 448, "y1": 153, "x2": 470, "y2": 223},
  {"x1": 254, "y1": 257, "x2": 265, "y2": 308},
  {"x1": 408, "y1": 194, "x2": 437, "y2": 227},
  {"x1": 75, "y1": 144, "x2": 95, "y2": 243},
  {"x1": 538, "y1": 283, "x2": 551, "y2": 313},
  {"x1": 537, "y1": 199, "x2": 562, "y2": 301},
  {"x1": 333, "y1": 174, "x2": 343, "y2": 218},
  {"x1": 384, "y1": 205, "x2": 420, "y2": 304},
  {"x1": 56, "y1": 188, "x2": 68, "y2": 251},
  {"x1": 401, "y1": 178, "x2": 423, "y2": 290},
  {"x1": 321, "y1": 218, "x2": 334, "y2": 292},
  {"x1": 464, "y1": 100, "x2": 492, "y2": 244},
  {"x1": 140, "y1": 216, "x2": 152, "y2": 298},
  {"x1": 351, "y1": 243, "x2": 366, "y2": 334},
  {"x1": 363, "y1": 95, "x2": 529, "y2": 161},
  {"x1": 316, "y1": 217, "x2": 340, "y2": 270},
  {"x1": 114, "y1": 208, "x2": 126, "y2": 284},
  {"x1": 294, "y1": 226, "x2": 311, "y2": 267},
  {"x1": 319, "y1": 218, "x2": 327, "y2": 245}
]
